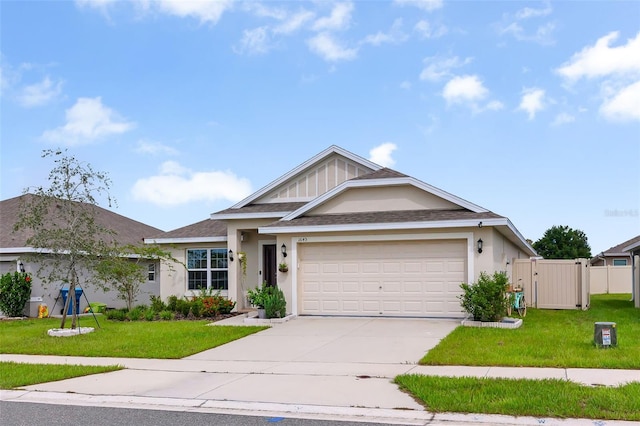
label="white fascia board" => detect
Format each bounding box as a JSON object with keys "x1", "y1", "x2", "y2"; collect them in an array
[
  {"x1": 504, "y1": 219, "x2": 537, "y2": 256},
  {"x1": 210, "y1": 212, "x2": 292, "y2": 220},
  {"x1": 0, "y1": 247, "x2": 39, "y2": 254},
  {"x1": 229, "y1": 145, "x2": 382, "y2": 209},
  {"x1": 144, "y1": 237, "x2": 227, "y2": 245},
  {"x1": 281, "y1": 177, "x2": 488, "y2": 221},
  {"x1": 260, "y1": 218, "x2": 509, "y2": 234},
  {"x1": 623, "y1": 240, "x2": 640, "y2": 253}
]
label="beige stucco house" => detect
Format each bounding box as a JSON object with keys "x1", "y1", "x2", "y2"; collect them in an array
[{"x1": 147, "y1": 146, "x2": 536, "y2": 318}]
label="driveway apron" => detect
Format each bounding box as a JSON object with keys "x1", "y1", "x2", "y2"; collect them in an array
[{"x1": 20, "y1": 317, "x2": 459, "y2": 412}]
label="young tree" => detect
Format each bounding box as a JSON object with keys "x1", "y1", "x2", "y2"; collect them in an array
[
  {"x1": 533, "y1": 225, "x2": 592, "y2": 259},
  {"x1": 95, "y1": 244, "x2": 179, "y2": 311},
  {"x1": 14, "y1": 149, "x2": 116, "y2": 329}
]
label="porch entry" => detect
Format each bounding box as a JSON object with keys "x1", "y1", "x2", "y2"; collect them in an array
[{"x1": 262, "y1": 244, "x2": 277, "y2": 287}]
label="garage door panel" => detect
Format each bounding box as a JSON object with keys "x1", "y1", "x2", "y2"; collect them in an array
[{"x1": 299, "y1": 240, "x2": 466, "y2": 317}]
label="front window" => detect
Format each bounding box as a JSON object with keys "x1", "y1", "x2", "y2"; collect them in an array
[
  {"x1": 148, "y1": 263, "x2": 156, "y2": 281},
  {"x1": 613, "y1": 259, "x2": 627, "y2": 266},
  {"x1": 187, "y1": 248, "x2": 228, "y2": 290}
]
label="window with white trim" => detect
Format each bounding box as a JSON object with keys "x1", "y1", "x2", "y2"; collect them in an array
[
  {"x1": 148, "y1": 263, "x2": 156, "y2": 281},
  {"x1": 187, "y1": 248, "x2": 228, "y2": 290},
  {"x1": 613, "y1": 259, "x2": 627, "y2": 266}
]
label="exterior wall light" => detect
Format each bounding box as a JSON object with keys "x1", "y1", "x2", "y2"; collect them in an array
[
  {"x1": 477, "y1": 238, "x2": 483, "y2": 254},
  {"x1": 19, "y1": 261, "x2": 25, "y2": 273},
  {"x1": 228, "y1": 250, "x2": 234, "y2": 262},
  {"x1": 281, "y1": 243, "x2": 287, "y2": 257}
]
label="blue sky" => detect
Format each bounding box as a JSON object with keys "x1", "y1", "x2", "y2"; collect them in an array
[{"x1": 1, "y1": 0, "x2": 639, "y2": 254}]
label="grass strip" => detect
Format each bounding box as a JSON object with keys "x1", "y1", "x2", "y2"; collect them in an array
[
  {"x1": 0, "y1": 318, "x2": 268, "y2": 359},
  {"x1": 0, "y1": 361, "x2": 122, "y2": 389},
  {"x1": 422, "y1": 294, "x2": 640, "y2": 369},
  {"x1": 395, "y1": 375, "x2": 640, "y2": 421}
]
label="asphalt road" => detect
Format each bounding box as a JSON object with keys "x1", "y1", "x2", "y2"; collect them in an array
[{"x1": 0, "y1": 401, "x2": 402, "y2": 426}]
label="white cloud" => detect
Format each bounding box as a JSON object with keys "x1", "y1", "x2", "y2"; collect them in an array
[
  {"x1": 496, "y1": 2, "x2": 555, "y2": 45},
  {"x1": 442, "y1": 75, "x2": 488, "y2": 104},
  {"x1": 135, "y1": 140, "x2": 179, "y2": 156},
  {"x1": 17, "y1": 76, "x2": 63, "y2": 107},
  {"x1": 369, "y1": 143, "x2": 397, "y2": 167},
  {"x1": 393, "y1": 0, "x2": 443, "y2": 12},
  {"x1": 41, "y1": 97, "x2": 135, "y2": 145},
  {"x1": 273, "y1": 10, "x2": 315, "y2": 35},
  {"x1": 131, "y1": 161, "x2": 252, "y2": 207},
  {"x1": 155, "y1": 0, "x2": 232, "y2": 24},
  {"x1": 312, "y1": 2, "x2": 353, "y2": 32},
  {"x1": 361, "y1": 19, "x2": 408, "y2": 46},
  {"x1": 80, "y1": 0, "x2": 233, "y2": 24},
  {"x1": 234, "y1": 26, "x2": 271, "y2": 55},
  {"x1": 518, "y1": 87, "x2": 546, "y2": 120},
  {"x1": 414, "y1": 19, "x2": 448, "y2": 39},
  {"x1": 600, "y1": 80, "x2": 640, "y2": 122},
  {"x1": 551, "y1": 112, "x2": 575, "y2": 126},
  {"x1": 515, "y1": 3, "x2": 553, "y2": 20},
  {"x1": 442, "y1": 75, "x2": 502, "y2": 113},
  {"x1": 420, "y1": 55, "x2": 472, "y2": 82},
  {"x1": 556, "y1": 31, "x2": 640, "y2": 81},
  {"x1": 399, "y1": 80, "x2": 412, "y2": 90},
  {"x1": 307, "y1": 33, "x2": 357, "y2": 62},
  {"x1": 557, "y1": 31, "x2": 640, "y2": 122}
]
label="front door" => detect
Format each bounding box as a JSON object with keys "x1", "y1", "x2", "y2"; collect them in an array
[{"x1": 262, "y1": 244, "x2": 277, "y2": 287}]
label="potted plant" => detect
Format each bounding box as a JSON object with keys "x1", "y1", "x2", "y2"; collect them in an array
[
  {"x1": 278, "y1": 262, "x2": 289, "y2": 273},
  {"x1": 246, "y1": 282, "x2": 268, "y2": 318}
]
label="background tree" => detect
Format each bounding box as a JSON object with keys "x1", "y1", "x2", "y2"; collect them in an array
[
  {"x1": 14, "y1": 149, "x2": 116, "y2": 329},
  {"x1": 533, "y1": 225, "x2": 592, "y2": 259}
]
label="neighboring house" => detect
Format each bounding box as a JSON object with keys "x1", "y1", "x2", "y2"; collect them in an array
[
  {"x1": 590, "y1": 235, "x2": 640, "y2": 267},
  {"x1": 623, "y1": 239, "x2": 640, "y2": 308},
  {"x1": 146, "y1": 145, "x2": 536, "y2": 319},
  {"x1": 0, "y1": 194, "x2": 167, "y2": 314}
]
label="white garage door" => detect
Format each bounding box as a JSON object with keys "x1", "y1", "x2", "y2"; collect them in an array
[{"x1": 299, "y1": 240, "x2": 467, "y2": 318}]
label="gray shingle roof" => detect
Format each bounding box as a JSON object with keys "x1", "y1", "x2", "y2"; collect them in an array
[
  {"x1": 1, "y1": 194, "x2": 165, "y2": 249},
  {"x1": 262, "y1": 209, "x2": 504, "y2": 228},
  {"x1": 213, "y1": 202, "x2": 308, "y2": 216},
  {"x1": 153, "y1": 218, "x2": 227, "y2": 239},
  {"x1": 601, "y1": 235, "x2": 640, "y2": 255}
]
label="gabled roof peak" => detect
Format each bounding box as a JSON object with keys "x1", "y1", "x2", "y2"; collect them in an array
[{"x1": 230, "y1": 145, "x2": 381, "y2": 209}]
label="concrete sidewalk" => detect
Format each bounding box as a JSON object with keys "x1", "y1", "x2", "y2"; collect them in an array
[{"x1": 2, "y1": 316, "x2": 639, "y2": 425}]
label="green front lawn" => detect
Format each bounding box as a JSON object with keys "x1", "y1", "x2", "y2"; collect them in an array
[
  {"x1": 0, "y1": 361, "x2": 122, "y2": 389},
  {"x1": 0, "y1": 318, "x2": 267, "y2": 359},
  {"x1": 395, "y1": 375, "x2": 640, "y2": 421},
  {"x1": 422, "y1": 294, "x2": 640, "y2": 369}
]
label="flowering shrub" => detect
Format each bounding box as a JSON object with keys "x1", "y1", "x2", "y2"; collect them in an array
[
  {"x1": 201, "y1": 294, "x2": 236, "y2": 317},
  {"x1": 0, "y1": 272, "x2": 32, "y2": 317}
]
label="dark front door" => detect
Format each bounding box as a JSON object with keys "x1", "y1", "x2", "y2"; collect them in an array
[{"x1": 263, "y1": 244, "x2": 277, "y2": 287}]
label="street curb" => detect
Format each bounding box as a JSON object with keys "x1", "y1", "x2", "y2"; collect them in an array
[{"x1": 2, "y1": 390, "x2": 637, "y2": 426}]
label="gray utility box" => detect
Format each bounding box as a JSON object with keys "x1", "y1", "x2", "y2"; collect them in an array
[
  {"x1": 594, "y1": 322, "x2": 617, "y2": 348},
  {"x1": 23, "y1": 297, "x2": 43, "y2": 318}
]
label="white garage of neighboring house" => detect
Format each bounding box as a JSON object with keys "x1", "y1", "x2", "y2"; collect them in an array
[{"x1": 148, "y1": 145, "x2": 536, "y2": 319}]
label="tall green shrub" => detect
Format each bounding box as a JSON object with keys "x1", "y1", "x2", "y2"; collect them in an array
[
  {"x1": 264, "y1": 287, "x2": 287, "y2": 319},
  {"x1": 0, "y1": 272, "x2": 33, "y2": 317},
  {"x1": 459, "y1": 271, "x2": 509, "y2": 322}
]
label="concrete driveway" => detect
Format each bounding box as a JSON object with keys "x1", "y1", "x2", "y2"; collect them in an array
[
  {"x1": 187, "y1": 316, "x2": 458, "y2": 364},
  {"x1": 17, "y1": 316, "x2": 459, "y2": 416}
]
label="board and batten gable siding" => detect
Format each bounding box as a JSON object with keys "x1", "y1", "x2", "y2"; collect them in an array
[
  {"x1": 309, "y1": 185, "x2": 462, "y2": 215},
  {"x1": 256, "y1": 155, "x2": 375, "y2": 203}
]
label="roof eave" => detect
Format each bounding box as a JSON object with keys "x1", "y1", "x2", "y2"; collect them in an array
[
  {"x1": 210, "y1": 212, "x2": 295, "y2": 220},
  {"x1": 144, "y1": 237, "x2": 227, "y2": 245},
  {"x1": 259, "y1": 218, "x2": 510, "y2": 234}
]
